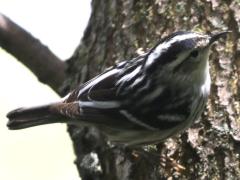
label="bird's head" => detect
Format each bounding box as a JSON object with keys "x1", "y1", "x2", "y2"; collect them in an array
[{"x1": 144, "y1": 31, "x2": 229, "y2": 85}]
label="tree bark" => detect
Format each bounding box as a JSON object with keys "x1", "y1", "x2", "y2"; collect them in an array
[
  {"x1": 1, "y1": 0, "x2": 240, "y2": 179},
  {"x1": 65, "y1": 0, "x2": 240, "y2": 179}
]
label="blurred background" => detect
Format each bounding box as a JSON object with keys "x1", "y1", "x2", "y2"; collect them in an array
[{"x1": 0, "y1": 0, "x2": 91, "y2": 179}]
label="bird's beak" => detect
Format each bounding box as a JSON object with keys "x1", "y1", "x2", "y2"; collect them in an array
[{"x1": 209, "y1": 31, "x2": 231, "y2": 45}]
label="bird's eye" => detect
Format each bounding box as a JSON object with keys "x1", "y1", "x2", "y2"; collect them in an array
[{"x1": 190, "y1": 50, "x2": 199, "y2": 58}]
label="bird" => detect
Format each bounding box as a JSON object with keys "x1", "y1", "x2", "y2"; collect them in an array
[{"x1": 6, "y1": 31, "x2": 229, "y2": 147}]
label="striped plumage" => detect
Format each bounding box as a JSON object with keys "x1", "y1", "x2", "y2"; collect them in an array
[{"x1": 7, "y1": 31, "x2": 228, "y2": 146}]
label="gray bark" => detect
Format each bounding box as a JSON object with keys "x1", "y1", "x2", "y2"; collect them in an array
[
  {"x1": 65, "y1": 0, "x2": 240, "y2": 179},
  {"x1": 1, "y1": 0, "x2": 239, "y2": 179}
]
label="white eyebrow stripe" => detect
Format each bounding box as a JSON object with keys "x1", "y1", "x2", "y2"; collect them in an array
[{"x1": 145, "y1": 33, "x2": 201, "y2": 68}]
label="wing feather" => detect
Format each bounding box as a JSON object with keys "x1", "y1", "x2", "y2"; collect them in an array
[{"x1": 64, "y1": 53, "x2": 192, "y2": 131}]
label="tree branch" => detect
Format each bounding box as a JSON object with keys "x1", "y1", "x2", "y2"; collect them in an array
[{"x1": 0, "y1": 13, "x2": 67, "y2": 94}]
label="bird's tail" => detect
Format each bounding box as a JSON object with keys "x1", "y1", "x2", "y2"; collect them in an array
[{"x1": 6, "y1": 103, "x2": 68, "y2": 130}]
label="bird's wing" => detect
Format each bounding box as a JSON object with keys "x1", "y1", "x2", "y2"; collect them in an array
[
  {"x1": 63, "y1": 53, "x2": 192, "y2": 131},
  {"x1": 62, "y1": 55, "x2": 159, "y2": 130}
]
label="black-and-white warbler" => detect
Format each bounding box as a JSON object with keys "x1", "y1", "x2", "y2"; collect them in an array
[{"x1": 7, "y1": 31, "x2": 228, "y2": 146}]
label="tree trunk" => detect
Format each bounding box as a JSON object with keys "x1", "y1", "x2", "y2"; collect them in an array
[
  {"x1": 65, "y1": 0, "x2": 240, "y2": 179},
  {"x1": 2, "y1": 0, "x2": 240, "y2": 179}
]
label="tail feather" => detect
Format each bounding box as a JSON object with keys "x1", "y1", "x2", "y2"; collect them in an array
[{"x1": 7, "y1": 103, "x2": 66, "y2": 130}]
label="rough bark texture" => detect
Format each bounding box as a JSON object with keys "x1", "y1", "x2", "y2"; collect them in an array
[
  {"x1": 64, "y1": 0, "x2": 240, "y2": 179},
  {"x1": 2, "y1": 0, "x2": 240, "y2": 179}
]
